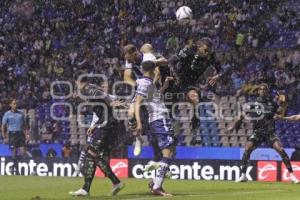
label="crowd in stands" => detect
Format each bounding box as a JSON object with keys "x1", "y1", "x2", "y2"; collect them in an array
[{"x1": 0, "y1": 0, "x2": 300, "y2": 152}]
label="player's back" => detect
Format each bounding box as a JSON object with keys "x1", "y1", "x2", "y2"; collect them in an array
[{"x1": 135, "y1": 77, "x2": 169, "y2": 123}]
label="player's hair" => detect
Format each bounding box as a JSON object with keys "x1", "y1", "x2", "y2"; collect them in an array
[
  {"x1": 141, "y1": 60, "x2": 156, "y2": 72},
  {"x1": 196, "y1": 37, "x2": 213, "y2": 48},
  {"x1": 123, "y1": 44, "x2": 137, "y2": 55},
  {"x1": 9, "y1": 98, "x2": 17, "y2": 105}
]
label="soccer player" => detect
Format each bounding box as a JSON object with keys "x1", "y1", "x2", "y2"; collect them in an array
[
  {"x1": 2, "y1": 99, "x2": 28, "y2": 175},
  {"x1": 74, "y1": 81, "x2": 111, "y2": 176},
  {"x1": 170, "y1": 37, "x2": 229, "y2": 132},
  {"x1": 228, "y1": 83, "x2": 299, "y2": 183},
  {"x1": 73, "y1": 112, "x2": 98, "y2": 177},
  {"x1": 133, "y1": 59, "x2": 175, "y2": 196},
  {"x1": 69, "y1": 76, "x2": 126, "y2": 196},
  {"x1": 123, "y1": 44, "x2": 166, "y2": 160}
]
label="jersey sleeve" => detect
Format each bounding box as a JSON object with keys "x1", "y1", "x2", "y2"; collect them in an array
[
  {"x1": 2, "y1": 112, "x2": 8, "y2": 125},
  {"x1": 136, "y1": 79, "x2": 151, "y2": 98}
]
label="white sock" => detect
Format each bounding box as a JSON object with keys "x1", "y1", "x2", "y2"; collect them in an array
[{"x1": 153, "y1": 162, "x2": 169, "y2": 190}]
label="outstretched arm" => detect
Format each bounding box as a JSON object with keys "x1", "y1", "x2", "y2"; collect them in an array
[
  {"x1": 276, "y1": 114, "x2": 300, "y2": 121},
  {"x1": 227, "y1": 114, "x2": 245, "y2": 132}
]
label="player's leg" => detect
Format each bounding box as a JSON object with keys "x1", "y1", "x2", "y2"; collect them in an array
[
  {"x1": 142, "y1": 129, "x2": 162, "y2": 173},
  {"x1": 151, "y1": 146, "x2": 174, "y2": 196},
  {"x1": 236, "y1": 138, "x2": 256, "y2": 182},
  {"x1": 272, "y1": 139, "x2": 299, "y2": 184},
  {"x1": 128, "y1": 103, "x2": 144, "y2": 156},
  {"x1": 95, "y1": 130, "x2": 125, "y2": 196},
  {"x1": 9, "y1": 134, "x2": 19, "y2": 175},
  {"x1": 74, "y1": 135, "x2": 93, "y2": 176},
  {"x1": 96, "y1": 155, "x2": 125, "y2": 196},
  {"x1": 74, "y1": 148, "x2": 87, "y2": 176},
  {"x1": 149, "y1": 119, "x2": 174, "y2": 196},
  {"x1": 186, "y1": 89, "x2": 200, "y2": 133},
  {"x1": 69, "y1": 146, "x2": 96, "y2": 196},
  {"x1": 17, "y1": 133, "x2": 27, "y2": 175}
]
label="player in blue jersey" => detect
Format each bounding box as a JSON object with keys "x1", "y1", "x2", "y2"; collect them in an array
[{"x1": 133, "y1": 59, "x2": 175, "y2": 196}]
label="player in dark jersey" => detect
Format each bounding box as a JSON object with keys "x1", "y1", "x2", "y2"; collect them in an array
[
  {"x1": 170, "y1": 37, "x2": 230, "y2": 131},
  {"x1": 228, "y1": 83, "x2": 299, "y2": 183},
  {"x1": 69, "y1": 76, "x2": 127, "y2": 196}
]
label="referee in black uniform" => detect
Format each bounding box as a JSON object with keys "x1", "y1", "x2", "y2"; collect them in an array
[{"x1": 1, "y1": 99, "x2": 28, "y2": 175}]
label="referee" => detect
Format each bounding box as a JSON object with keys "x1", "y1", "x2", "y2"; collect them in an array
[{"x1": 1, "y1": 99, "x2": 28, "y2": 175}]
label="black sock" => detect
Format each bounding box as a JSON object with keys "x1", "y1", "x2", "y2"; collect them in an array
[
  {"x1": 97, "y1": 158, "x2": 120, "y2": 185},
  {"x1": 13, "y1": 157, "x2": 19, "y2": 175},
  {"x1": 280, "y1": 150, "x2": 293, "y2": 173},
  {"x1": 82, "y1": 156, "x2": 96, "y2": 192},
  {"x1": 241, "y1": 149, "x2": 252, "y2": 174}
]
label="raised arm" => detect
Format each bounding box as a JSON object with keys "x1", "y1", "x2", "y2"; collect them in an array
[
  {"x1": 123, "y1": 69, "x2": 136, "y2": 87},
  {"x1": 227, "y1": 114, "x2": 245, "y2": 132},
  {"x1": 276, "y1": 114, "x2": 300, "y2": 121}
]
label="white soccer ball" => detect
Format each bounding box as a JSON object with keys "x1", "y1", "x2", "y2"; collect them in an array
[{"x1": 176, "y1": 6, "x2": 192, "y2": 21}]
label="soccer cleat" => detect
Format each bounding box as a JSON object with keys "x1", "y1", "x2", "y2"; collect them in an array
[
  {"x1": 69, "y1": 188, "x2": 89, "y2": 196},
  {"x1": 110, "y1": 182, "x2": 125, "y2": 196},
  {"x1": 290, "y1": 173, "x2": 300, "y2": 184},
  {"x1": 133, "y1": 137, "x2": 143, "y2": 156},
  {"x1": 151, "y1": 188, "x2": 172, "y2": 197},
  {"x1": 142, "y1": 161, "x2": 160, "y2": 172},
  {"x1": 235, "y1": 173, "x2": 248, "y2": 183},
  {"x1": 148, "y1": 181, "x2": 166, "y2": 193}
]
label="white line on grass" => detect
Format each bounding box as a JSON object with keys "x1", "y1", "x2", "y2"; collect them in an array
[{"x1": 123, "y1": 189, "x2": 285, "y2": 200}]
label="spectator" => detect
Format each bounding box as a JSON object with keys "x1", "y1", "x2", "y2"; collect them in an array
[
  {"x1": 62, "y1": 142, "x2": 72, "y2": 159},
  {"x1": 46, "y1": 147, "x2": 57, "y2": 159}
]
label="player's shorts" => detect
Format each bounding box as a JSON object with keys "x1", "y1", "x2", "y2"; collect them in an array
[
  {"x1": 150, "y1": 118, "x2": 175, "y2": 150},
  {"x1": 88, "y1": 127, "x2": 117, "y2": 158},
  {"x1": 8, "y1": 131, "x2": 25, "y2": 149},
  {"x1": 248, "y1": 130, "x2": 280, "y2": 147}
]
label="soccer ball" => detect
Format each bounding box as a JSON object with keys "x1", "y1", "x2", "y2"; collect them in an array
[{"x1": 176, "y1": 6, "x2": 192, "y2": 21}]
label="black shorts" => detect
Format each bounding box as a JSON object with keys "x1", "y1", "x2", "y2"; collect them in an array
[
  {"x1": 88, "y1": 127, "x2": 118, "y2": 158},
  {"x1": 8, "y1": 132, "x2": 25, "y2": 149},
  {"x1": 248, "y1": 130, "x2": 280, "y2": 147}
]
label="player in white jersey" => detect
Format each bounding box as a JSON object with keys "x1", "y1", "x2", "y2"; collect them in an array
[
  {"x1": 133, "y1": 59, "x2": 175, "y2": 196},
  {"x1": 124, "y1": 44, "x2": 168, "y2": 160}
]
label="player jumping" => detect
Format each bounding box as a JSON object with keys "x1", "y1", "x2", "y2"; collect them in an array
[
  {"x1": 133, "y1": 59, "x2": 175, "y2": 196},
  {"x1": 170, "y1": 37, "x2": 230, "y2": 133}
]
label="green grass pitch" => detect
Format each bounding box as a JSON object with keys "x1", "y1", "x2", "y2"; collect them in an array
[{"x1": 0, "y1": 176, "x2": 299, "y2": 200}]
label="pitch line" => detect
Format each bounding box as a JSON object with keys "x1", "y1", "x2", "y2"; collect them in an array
[{"x1": 123, "y1": 189, "x2": 285, "y2": 200}]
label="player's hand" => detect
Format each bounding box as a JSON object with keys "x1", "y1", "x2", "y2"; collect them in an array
[
  {"x1": 87, "y1": 125, "x2": 96, "y2": 136},
  {"x1": 208, "y1": 75, "x2": 220, "y2": 86},
  {"x1": 162, "y1": 76, "x2": 174, "y2": 89},
  {"x1": 110, "y1": 100, "x2": 128, "y2": 109},
  {"x1": 133, "y1": 122, "x2": 142, "y2": 136},
  {"x1": 275, "y1": 92, "x2": 286, "y2": 103},
  {"x1": 274, "y1": 114, "x2": 284, "y2": 120}
]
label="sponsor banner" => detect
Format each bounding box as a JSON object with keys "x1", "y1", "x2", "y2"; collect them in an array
[
  {"x1": 257, "y1": 161, "x2": 277, "y2": 182},
  {"x1": 0, "y1": 157, "x2": 128, "y2": 178},
  {"x1": 129, "y1": 159, "x2": 256, "y2": 181},
  {"x1": 95, "y1": 159, "x2": 128, "y2": 178},
  {"x1": 281, "y1": 162, "x2": 300, "y2": 182}
]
